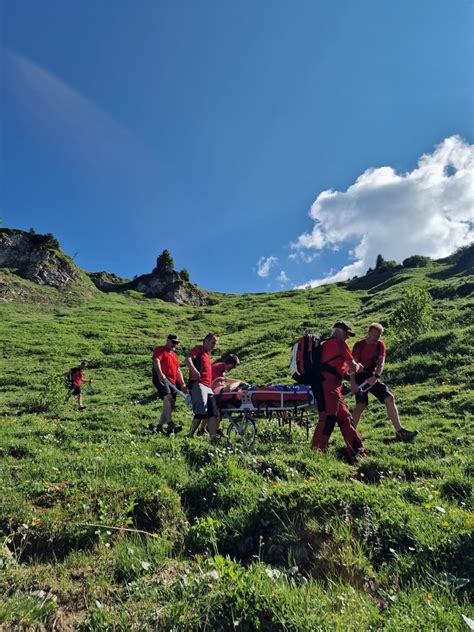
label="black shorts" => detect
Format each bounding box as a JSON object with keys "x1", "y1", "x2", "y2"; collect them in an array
[
  {"x1": 68, "y1": 385, "x2": 81, "y2": 396},
  {"x1": 355, "y1": 373, "x2": 391, "y2": 405},
  {"x1": 152, "y1": 373, "x2": 177, "y2": 400}
]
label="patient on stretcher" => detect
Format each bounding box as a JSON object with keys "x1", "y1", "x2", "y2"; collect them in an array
[{"x1": 211, "y1": 355, "x2": 249, "y2": 394}]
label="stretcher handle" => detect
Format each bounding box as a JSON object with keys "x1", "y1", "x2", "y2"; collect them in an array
[
  {"x1": 359, "y1": 379, "x2": 378, "y2": 394},
  {"x1": 163, "y1": 378, "x2": 193, "y2": 407}
]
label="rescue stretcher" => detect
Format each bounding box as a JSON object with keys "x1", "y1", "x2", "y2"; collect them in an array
[
  {"x1": 216, "y1": 385, "x2": 315, "y2": 446},
  {"x1": 166, "y1": 380, "x2": 316, "y2": 447}
]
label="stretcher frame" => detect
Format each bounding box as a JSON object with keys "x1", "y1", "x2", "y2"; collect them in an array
[{"x1": 218, "y1": 388, "x2": 316, "y2": 441}]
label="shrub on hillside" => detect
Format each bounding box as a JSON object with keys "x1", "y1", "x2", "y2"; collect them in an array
[
  {"x1": 24, "y1": 375, "x2": 65, "y2": 416},
  {"x1": 403, "y1": 255, "x2": 431, "y2": 268},
  {"x1": 390, "y1": 285, "x2": 432, "y2": 347},
  {"x1": 179, "y1": 268, "x2": 190, "y2": 282}
]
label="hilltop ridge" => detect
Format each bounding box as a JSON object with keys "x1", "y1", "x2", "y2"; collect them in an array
[{"x1": 0, "y1": 227, "x2": 213, "y2": 306}]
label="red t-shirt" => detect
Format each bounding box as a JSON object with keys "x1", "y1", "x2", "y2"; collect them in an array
[
  {"x1": 352, "y1": 340, "x2": 386, "y2": 373},
  {"x1": 211, "y1": 361, "x2": 226, "y2": 390},
  {"x1": 320, "y1": 338, "x2": 353, "y2": 377},
  {"x1": 189, "y1": 345, "x2": 212, "y2": 387},
  {"x1": 152, "y1": 346, "x2": 183, "y2": 386},
  {"x1": 211, "y1": 362, "x2": 226, "y2": 381},
  {"x1": 70, "y1": 368, "x2": 84, "y2": 386}
]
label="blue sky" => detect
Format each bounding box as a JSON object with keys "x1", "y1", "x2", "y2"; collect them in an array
[{"x1": 1, "y1": 0, "x2": 473, "y2": 293}]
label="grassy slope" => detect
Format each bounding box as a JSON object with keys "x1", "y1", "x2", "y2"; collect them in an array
[{"x1": 0, "y1": 258, "x2": 473, "y2": 630}]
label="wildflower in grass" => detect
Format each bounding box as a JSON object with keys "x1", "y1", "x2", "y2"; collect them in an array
[
  {"x1": 152, "y1": 533, "x2": 159, "y2": 539},
  {"x1": 424, "y1": 503, "x2": 432, "y2": 509},
  {"x1": 426, "y1": 594, "x2": 433, "y2": 601},
  {"x1": 31, "y1": 520, "x2": 38, "y2": 527},
  {"x1": 360, "y1": 472, "x2": 365, "y2": 478},
  {"x1": 441, "y1": 521, "x2": 449, "y2": 528},
  {"x1": 434, "y1": 490, "x2": 440, "y2": 496}
]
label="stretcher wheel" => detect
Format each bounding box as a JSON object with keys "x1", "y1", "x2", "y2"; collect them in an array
[{"x1": 227, "y1": 415, "x2": 256, "y2": 448}]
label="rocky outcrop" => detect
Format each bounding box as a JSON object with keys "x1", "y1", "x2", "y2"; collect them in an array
[
  {"x1": 88, "y1": 271, "x2": 129, "y2": 292},
  {"x1": 90, "y1": 251, "x2": 213, "y2": 305},
  {"x1": 0, "y1": 229, "x2": 92, "y2": 295},
  {"x1": 131, "y1": 252, "x2": 212, "y2": 305},
  {"x1": 132, "y1": 270, "x2": 212, "y2": 305}
]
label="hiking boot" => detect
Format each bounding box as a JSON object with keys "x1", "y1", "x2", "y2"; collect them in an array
[
  {"x1": 167, "y1": 423, "x2": 182, "y2": 436},
  {"x1": 78, "y1": 406, "x2": 86, "y2": 411},
  {"x1": 396, "y1": 428, "x2": 418, "y2": 443},
  {"x1": 150, "y1": 424, "x2": 166, "y2": 435},
  {"x1": 354, "y1": 448, "x2": 368, "y2": 461}
]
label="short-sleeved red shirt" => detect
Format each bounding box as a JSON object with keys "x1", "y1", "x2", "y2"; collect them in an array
[
  {"x1": 320, "y1": 338, "x2": 353, "y2": 377},
  {"x1": 70, "y1": 368, "x2": 84, "y2": 386},
  {"x1": 211, "y1": 362, "x2": 226, "y2": 381},
  {"x1": 152, "y1": 346, "x2": 183, "y2": 386},
  {"x1": 189, "y1": 345, "x2": 212, "y2": 387},
  {"x1": 352, "y1": 340, "x2": 386, "y2": 372}
]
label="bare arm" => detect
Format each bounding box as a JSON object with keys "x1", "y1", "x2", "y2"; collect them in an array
[
  {"x1": 177, "y1": 368, "x2": 187, "y2": 391},
  {"x1": 153, "y1": 358, "x2": 165, "y2": 382},
  {"x1": 185, "y1": 356, "x2": 200, "y2": 380},
  {"x1": 374, "y1": 353, "x2": 385, "y2": 376}
]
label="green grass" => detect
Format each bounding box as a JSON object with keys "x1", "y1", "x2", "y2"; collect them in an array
[{"x1": 0, "y1": 255, "x2": 473, "y2": 630}]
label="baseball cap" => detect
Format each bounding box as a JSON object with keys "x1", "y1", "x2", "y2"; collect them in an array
[
  {"x1": 167, "y1": 333, "x2": 180, "y2": 344},
  {"x1": 333, "y1": 321, "x2": 355, "y2": 337}
]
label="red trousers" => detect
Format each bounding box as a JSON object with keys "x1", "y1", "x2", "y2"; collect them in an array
[{"x1": 311, "y1": 375, "x2": 366, "y2": 460}]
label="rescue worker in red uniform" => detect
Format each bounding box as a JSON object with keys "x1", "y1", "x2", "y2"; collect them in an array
[
  {"x1": 350, "y1": 322, "x2": 417, "y2": 442},
  {"x1": 150, "y1": 333, "x2": 186, "y2": 435},
  {"x1": 185, "y1": 333, "x2": 219, "y2": 441},
  {"x1": 311, "y1": 322, "x2": 367, "y2": 462}
]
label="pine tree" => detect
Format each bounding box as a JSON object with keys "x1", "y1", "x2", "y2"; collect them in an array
[{"x1": 155, "y1": 250, "x2": 174, "y2": 274}]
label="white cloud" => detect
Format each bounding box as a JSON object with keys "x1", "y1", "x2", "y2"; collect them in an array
[
  {"x1": 277, "y1": 270, "x2": 289, "y2": 284},
  {"x1": 293, "y1": 136, "x2": 474, "y2": 288},
  {"x1": 288, "y1": 251, "x2": 317, "y2": 263},
  {"x1": 256, "y1": 255, "x2": 278, "y2": 278}
]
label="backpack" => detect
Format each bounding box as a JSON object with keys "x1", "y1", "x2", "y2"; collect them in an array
[{"x1": 290, "y1": 334, "x2": 341, "y2": 385}]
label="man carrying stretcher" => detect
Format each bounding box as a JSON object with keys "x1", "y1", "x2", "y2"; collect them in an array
[
  {"x1": 350, "y1": 323, "x2": 417, "y2": 442},
  {"x1": 311, "y1": 322, "x2": 367, "y2": 462}
]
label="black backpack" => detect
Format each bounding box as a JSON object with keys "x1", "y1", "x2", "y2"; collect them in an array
[{"x1": 290, "y1": 334, "x2": 341, "y2": 384}]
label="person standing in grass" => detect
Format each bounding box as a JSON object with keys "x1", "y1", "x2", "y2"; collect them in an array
[
  {"x1": 350, "y1": 323, "x2": 418, "y2": 442},
  {"x1": 64, "y1": 361, "x2": 91, "y2": 411},
  {"x1": 185, "y1": 333, "x2": 219, "y2": 442},
  {"x1": 197, "y1": 353, "x2": 243, "y2": 437},
  {"x1": 149, "y1": 333, "x2": 187, "y2": 436},
  {"x1": 311, "y1": 322, "x2": 367, "y2": 462}
]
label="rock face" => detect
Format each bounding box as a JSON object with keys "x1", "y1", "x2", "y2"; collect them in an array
[
  {"x1": 132, "y1": 270, "x2": 212, "y2": 305},
  {"x1": 90, "y1": 251, "x2": 213, "y2": 305},
  {"x1": 0, "y1": 228, "x2": 89, "y2": 291},
  {"x1": 88, "y1": 271, "x2": 128, "y2": 292}
]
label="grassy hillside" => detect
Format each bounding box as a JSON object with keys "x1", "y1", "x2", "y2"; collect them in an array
[{"x1": 0, "y1": 254, "x2": 473, "y2": 630}]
